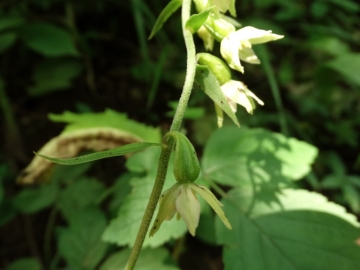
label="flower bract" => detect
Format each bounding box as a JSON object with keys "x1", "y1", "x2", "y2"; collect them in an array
[{"x1": 150, "y1": 182, "x2": 232, "y2": 237}]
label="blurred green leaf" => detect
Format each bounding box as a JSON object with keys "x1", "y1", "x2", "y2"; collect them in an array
[
  {"x1": 195, "y1": 65, "x2": 240, "y2": 127},
  {"x1": 216, "y1": 187, "x2": 360, "y2": 270},
  {"x1": 148, "y1": 0, "x2": 182, "y2": 39},
  {"x1": 308, "y1": 36, "x2": 349, "y2": 56},
  {"x1": 0, "y1": 16, "x2": 23, "y2": 32},
  {"x1": 28, "y1": 59, "x2": 82, "y2": 96},
  {"x1": 0, "y1": 32, "x2": 16, "y2": 53},
  {"x1": 343, "y1": 185, "x2": 360, "y2": 213},
  {"x1": 326, "y1": 53, "x2": 360, "y2": 86},
  {"x1": 202, "y1": 126, "x2": 318, "y2": 187},
  {"x1": 57, "y1": 177, "x2": 105, "y2": 222},
  {"x1": 102, "y1": 147, "x2": 187, "y2": 247},
  {"x1": 100, "y1": 247, "x2": 179, "y2": 270},
  {"x1": 58, "y1": 207, "x2": 108, "y2": 270},
  {"x1": 13, "y1": 184, "x2": 59, "y2": 213},
  {"x1": 20, "y1": 23, "x2": 78, "y2": 56},
  {"x1": 36, "y1": 142, "x2": 161, "y2": 165},
  {"x1": 166, "y1": 101, "x2": 205, "y2": 120},
  {"x1": 6, "y1": 258, "x2": 41, "y2": 270},
  {"x1": 49, "y1": 109, "x2": 161, "y2": 143},
  {"x1": 109, "y1": 173, "x2": 134, "y2": 215}
]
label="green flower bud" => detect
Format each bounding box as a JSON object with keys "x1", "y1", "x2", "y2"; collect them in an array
[
  {"x1": 197, "y1": 53, "x2": 231, "y2": 85},
  {"x1": 164, "y1": 131, "x2": 200, "y2": 183},
  {"x1": 204, "y1": 14, "x2": 235, "y2": 41}
]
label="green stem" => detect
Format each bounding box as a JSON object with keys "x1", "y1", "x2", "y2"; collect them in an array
[{"x1": 125, "y1": 0, "x2": 196, "y2": 269}]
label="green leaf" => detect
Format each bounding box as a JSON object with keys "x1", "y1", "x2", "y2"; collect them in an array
[
  {"x1": 28, "y1": 58, "x2": 83, "y2": 96},
  {"x1": 102, "y1": 147, "x2": 187, "y2": 247},
  {"x1": 326, "y1": 53, "x2": 360, "y2": 86},
  {"x1": 35, "y1": 142, "x2": 161, "y2": 165},
  {"x1": 13, "y1": 184, "x2": 59, "y2": 213},
  {"x1": 57, "y1": 177, "x2": 106, "y2": 222},
  {"x1": 58, "y1": 207, "x2": 108, "y2": 270},
  {"x1": 20, "y1": 23, "x2": 78, "y2": 56},
  {"x1": 49, "y1": 109, "x2": 161, "y2": 143},
  {"x1": 0, "y1": 16, "x2": 23, "y2": 32},
  {"x1": 99, "y1": 247, "x2": 179, "y2": 270},
  {"x1": 185, "y1": 7, "x2": 214, "y2": 33},
  {"x1": 148, "y1": 0, "x2": 182, "y2": 39},
  {"x1": 216, "y1": 187, "x2": 360, "y2": 270},
  {"x1": 0, "y1": 32, "x2": 16, "y2": 53},
  {"x1": 6, "y1": 258, "x2": 41, "y2": 270},
  {"x1": 202, "y1": 126, "x2": 318, "y2": 187},
  {"x1": 195, "y1": 65, "x2": 240, "y2": 127}
]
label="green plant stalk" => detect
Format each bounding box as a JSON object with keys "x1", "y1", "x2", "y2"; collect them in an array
[{"x1": 125, "y1": 0, "x2": 196, "y2": 269}]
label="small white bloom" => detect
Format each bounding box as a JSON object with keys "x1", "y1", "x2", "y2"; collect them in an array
[
  {"x1": 221, "y1": 26, "x2": 284, "y2": 73},
  {"x1": 222, "y1": 80, "x2": 264, "y2": 114},
  {"x1": 150, "y1": 182, "x2": 232, "y2": 237}
]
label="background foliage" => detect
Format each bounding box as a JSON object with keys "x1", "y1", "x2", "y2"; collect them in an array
[{"x1": 0, "y1": 0, "x2": 359, "y2": 269}]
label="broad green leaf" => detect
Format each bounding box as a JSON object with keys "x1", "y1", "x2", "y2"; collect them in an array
[
  {"x1": 148, "y1": 0, "x2": 182, "y2": 39},
  {"x1": 109, "y1": 173, "x2": 135, "y2": 215},
  {"x1": 216, "y1": 187, "x2": 360, "y2": 270},
  {"x1": 195, "y1": 65, "x2": 240, "y2": 127},
  {"x1": 6, "y1": 258, "x2": 41, "y2": 270},
  {"x1": 186, "y1": 7, "x2": 214, "y2": 33},
  {"x1": 0, "y1": 199, "x2": 16, "y2": 226},
  {"x1": 58, "y1": 207, "x2": 108, "y2": 270},
  {"x1": 0, "y1": 32, "x2": 16, "y2": 53},
  {"x1": 57, "y1": 177, "x2": 106, "y2": 222},
  {"x1": 36, "y1": 142, "x2": 161, "y2": 165},
  {"x1": 102, "y1": 147, "x2": 187, "y2": 247},
  {"x1": 13, "y1": 184, "x2": 59, "y2": 213},
  {"x1": 0, "y1": 16, "x2": 23, "y2": 31},
  {"x1": 326, "y1": 53, "x2": 360, "y2": 86},
  {"x1": 99, "y1": 247, "x2": 179, "y2": 270},
  {"x1": 49, "y1": 109, "x2": 161, "y2": 143},
  {"x1": 20, "y1": 23, "x2": 78, "y2": 56},
  {"x1": 202, "y1": 126, "x2": 318, "y2": 187},
  {"x1": 28, "y1": 58, "x2": 82, "y2": 96}
]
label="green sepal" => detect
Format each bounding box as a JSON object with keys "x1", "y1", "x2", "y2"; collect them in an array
[
  {"x1": 148, "y1": 0, "x2": 183, "y2": 40},
  {"x1": 185, "y1": 6, "x2": 214, "y2": 34},
  {"x1": 35, "y1": 142, "x2": 162, "y2": 165},
  {"x1": 164, "y1": 131, "x2": 200, "y2": 183},
  {"x1": 195, "y1": 65, "x2": 240, "y2": 127}
]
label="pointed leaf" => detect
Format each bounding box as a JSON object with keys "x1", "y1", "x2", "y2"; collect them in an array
[
  {"x1": 195, "y1": 65, "x2": 240, "y2": 127},
  {"x1": 216, "y1": 187, "x2": 360, "y2": 270},
  {"x1": 148, "y1": 0, "x2": 182, "y2": 39},
  {"x1": 186, "y1": 7, "x2": 214, "y2": 33},
  {"x1": 35, "y1": 142, "x2": 161, "y2": 165}
]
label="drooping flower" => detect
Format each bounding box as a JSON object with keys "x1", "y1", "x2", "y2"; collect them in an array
[
  {"x1": 149, "y1": 182, "x2": 232, "y2": 237},
  {"x1": 215, "y1": 80, "x2": 264, "y2": 127},
  {"x1": 220, "y1": 26, "x2": 284, "y2": 73}
]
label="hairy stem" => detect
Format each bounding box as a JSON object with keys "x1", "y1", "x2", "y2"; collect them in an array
[{"x1": 125, "y1": 0, "x2": 196, "y2": 269}]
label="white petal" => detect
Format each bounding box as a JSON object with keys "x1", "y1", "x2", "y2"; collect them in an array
[
  {"x1": 176, "y1": 184, "x2": 200, "y2": 236},
  {"x1": 220, "y1": 32, "x2": 244, "y2": 73},
  {"x1": 190, "y1": 184, "x2": 232, "y2": 230},
  {"x1": 234, "y1": 26, "x2": 284, "y2": 44}
]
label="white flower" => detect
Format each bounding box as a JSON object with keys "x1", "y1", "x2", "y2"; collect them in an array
[
  {"x1": 150, "y1": 182, "x2": 232, "y2": 237},
  {"x1": 221, "y1": 26, "x2": 284, "y2": 73},
  {"x1": 216, "y1": 80, "x2": 264, "y2": 127}
]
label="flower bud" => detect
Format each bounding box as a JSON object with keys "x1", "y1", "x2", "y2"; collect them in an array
[
  {"x1": 164, "y1": 131, "x2": 200, "y2": 183},
  {"x1": 197, "y1": 53, "x2": 231, "y2": 85}
]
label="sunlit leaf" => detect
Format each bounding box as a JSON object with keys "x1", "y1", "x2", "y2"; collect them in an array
[
  {"x1": 58, "y1": 208, "x2": 108, "y2": 270},
  {"x1": 195, "y1": 65, "x2": 240, "y2": 127},
  {"x1": 35, "y1": 142, "x2": 161, "y2": 165},
  {"x1": 148, "y1": 0, "x2": 182, "y2": 39},
  {"x1": 99, "y1": 248, "x2": 179, "y2": 270},
  {"x1": 20, "y1": 23, "x2": 78, "y2": 56},
  {"x1": 216, "y1": 187, "x2": 360, "y2": 270},
  {"x1": 102, "y1": 147, "x2": 187, "y2": 247},
  {"x1": 186, "y1": 7, "x2": 214, "y2": 33},
  {"x1": 202, "y1": 126, "x2": 318, "y2": 187},
  {"x1": 326, "y1": 53, "x2": 360, "y2": 86}
]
